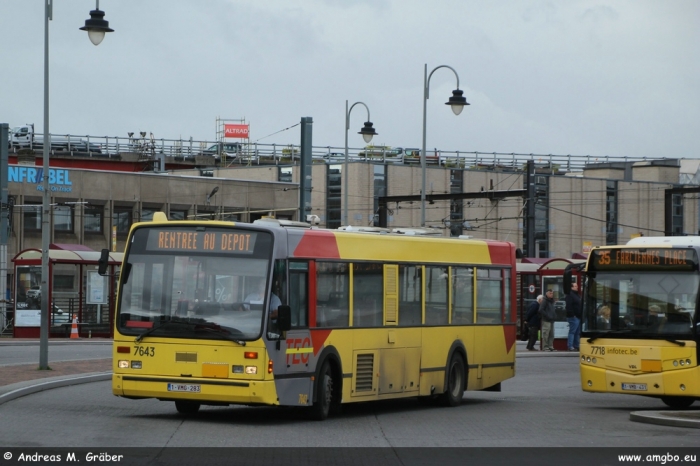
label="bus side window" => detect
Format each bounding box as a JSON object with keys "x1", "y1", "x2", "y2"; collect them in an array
[
  {"x1": 399, "y1": 265, "x2": 422, "y2": 326},
  {"x1": 289, "y1": 262, "x2": 308, "y2": 328},
  {"x1": 452, "y1": 267, "x2": 474, "y2": 325},
  {"x1": 476, "y1": 268, "x2": 503, "y2": 323},
  {"x1": 425, "y1": 266, "x2": 448, "y2": 325},
  {"x1": 315, "y1": 262, "x2": 349, "y2": 328},
  {"x1": 353, "y1": 263, "x2": 383, "y2": 327}
]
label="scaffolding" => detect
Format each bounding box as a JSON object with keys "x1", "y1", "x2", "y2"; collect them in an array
[{"x1": 216, "y1": 117, "x2": 251, "y2": 166}]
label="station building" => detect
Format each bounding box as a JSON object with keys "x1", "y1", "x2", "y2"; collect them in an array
[
  {"x1": 2, "y1": 148, "x2": 699, "y2": 336},
  {"x1": 175, "y1": 157, "x2": 700, "y2": 258}
]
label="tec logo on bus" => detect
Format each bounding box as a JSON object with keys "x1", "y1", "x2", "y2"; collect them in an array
[{"x1": 285, "y1": 337, "x2": 313, "y2": 365}]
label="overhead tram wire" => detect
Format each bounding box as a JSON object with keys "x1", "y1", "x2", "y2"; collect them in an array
[
  {"x1": 252, "y1": 122, "x2": 301, "y2": 143},
  {"x1": 545, "y1": 203, "x2": 667, "y2": 234}
]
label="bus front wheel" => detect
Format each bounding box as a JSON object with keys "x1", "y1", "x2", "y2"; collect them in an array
[
  {"x1": 661, "y1": 396, "x2": 695, "y2": 409},
  {"x1": 175, "y1": 400, "x2": 201, "y2": 415},
  {"x1": 310, "y1": 361, "x2": 334, "y2": 421},
  {"x1": 441, "y1": 354, "x2": 466, "y2": 407}
]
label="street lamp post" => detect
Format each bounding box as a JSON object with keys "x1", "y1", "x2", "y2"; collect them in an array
[
  {"x1": 420, "y1": 64, "x2": 469, "y2": 227},
  {"x1": 39, "y1": 0, "x2": 113, "y2": 370},
  {"x1": 344, "y1": 101, "x2": 377, "y2": 226}
]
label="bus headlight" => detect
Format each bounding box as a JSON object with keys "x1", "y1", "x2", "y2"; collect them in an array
[
  {"x1": 118, "y1": 360, "x2": 129, "y2": 369},
  {"x1": 131, "y1": 361, "x2": 142, "y2": 369},
  {"x1": 245, "y1": 366, "x2": 257, "y2": 374}
]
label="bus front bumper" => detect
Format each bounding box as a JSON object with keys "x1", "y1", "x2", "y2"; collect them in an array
[
  {"x1": 113, "y1": 374, "x2": 279, "y2": 406},
  {"x1": 580, "y1": 364, "x2": 696, "y2": 397}
]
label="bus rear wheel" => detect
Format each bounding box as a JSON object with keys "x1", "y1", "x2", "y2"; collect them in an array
[
  {"x1": 441, "y1": 354, "x2": 466, "y2": 407},
  {"x1": 309, "y1": 361, "x2": 334, "y2": 421},
  {"x1": 661, "y1": 396, "x2": 695, "y2": 409},
  {"x1": 175, "y1": 400, "x2": 201, "y2": 415}
]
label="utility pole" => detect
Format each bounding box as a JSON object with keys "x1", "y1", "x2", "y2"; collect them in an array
[
  {"x1": 0, "y1": 124, "x2": 9, "y2": 333},
  {"x1": 299, "y1": 117, "x2": 313, "y2": 222},
  {"x1": 525, "y1": 160, "x2": 536, "y2": 257}
]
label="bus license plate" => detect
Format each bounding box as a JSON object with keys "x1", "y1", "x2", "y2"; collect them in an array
[
  {"x1": 167, "y1": 383, "x2": 201, "y2": 393},
  {"x1": 621, "y1": 383, "x2": 647, "y2": 391}
]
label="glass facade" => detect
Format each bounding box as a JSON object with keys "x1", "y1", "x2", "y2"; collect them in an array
[
  {"x1": 84, "y1": 206, "x2": 103, "y2": 234},
  {"x1": 326, "y1": 165, "x2": 342, "y2": 229},
  {"x1": 605, "y1": 180, "x2": 618, "y2": 245},
  {"x1": 372, "y1": 164, "x2": 386, "y2": 227},
  {"x1": 449, "y1": 169, "x2": 463, "y2": 237}
]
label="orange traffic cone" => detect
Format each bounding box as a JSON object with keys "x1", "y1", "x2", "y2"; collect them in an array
[{"x1": 70, "y1": 314, "x2": 79, "y2": 339}]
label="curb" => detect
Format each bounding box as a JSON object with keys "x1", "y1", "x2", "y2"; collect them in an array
[
  {"x1": 516, "y1": 351, "x2": 580, "y2": 357},
  {"x1": 0, "y1": 372, "x2": 112, "y2": 406},
  {"x1": 630, "y1": 410, "x2": 700, "y2": 429},
  {"x1": 0, "y1": 339, "x2": 112, "y2": 346}
]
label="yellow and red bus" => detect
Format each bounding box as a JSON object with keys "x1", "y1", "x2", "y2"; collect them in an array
[
  {"x1": 573, "y1": 236, "x2": 700, "y2": 409},
  {"x1": 102, "y1": 214, "x2": 518, "y2": 419}
]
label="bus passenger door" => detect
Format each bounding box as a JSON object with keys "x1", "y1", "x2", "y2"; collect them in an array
[
  {"x1": 276, "y1": 261, "x2": 314, "y2": 407},
  {"x1": 285, "y1": 261, "x2": 312, "y2": 374}
]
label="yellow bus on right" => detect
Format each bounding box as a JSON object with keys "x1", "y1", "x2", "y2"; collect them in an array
[{"x1": 571, "y1": 236, "x2": 699, "y2": 409}]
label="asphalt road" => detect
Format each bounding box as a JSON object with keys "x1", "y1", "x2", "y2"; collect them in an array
[
  {"x1": 0, "y1": 340, "x2": 112, "y2": 367},
  {"x1": 0, "y1": 355, "x2": 698, "y2": 449}
]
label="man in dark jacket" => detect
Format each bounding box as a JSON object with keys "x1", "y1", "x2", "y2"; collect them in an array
[
  {"x1": 565, "y1": 282, "x2": 582, "y2": 351},
  {"x1": 525, "y1": 295, "x2": 543, "y2": 351},
  {"x1": 539, "y1": 289, "x2": 557, "y2": 351}
]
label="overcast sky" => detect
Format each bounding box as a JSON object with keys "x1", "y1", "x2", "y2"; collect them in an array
[{"x1": 2, "y1": 0, "x2": 698, "y2": 159}]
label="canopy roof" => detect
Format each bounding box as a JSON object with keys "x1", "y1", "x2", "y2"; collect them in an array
[{"x1": 12, "y1": 246, "x2": 123, "y2": 265}]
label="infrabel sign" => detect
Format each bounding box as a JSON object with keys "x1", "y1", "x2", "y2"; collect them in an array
[{"x1": 8, "y1": 166, "x2": 73, "y2": 192}]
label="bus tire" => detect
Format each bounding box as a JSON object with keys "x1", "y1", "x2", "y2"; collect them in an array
[
  {"x1": 441, "y1": 354, "x2": 466, "y2": 407},
  {"x1": 661, "y1": 396, "x2": 695, "y2": 409},
  {"x1": 310, "y1": 361, "x2": 334, "y2": 421},
  {"x1": 175, "y1": 400, "x2": 201, "y2": 415}
]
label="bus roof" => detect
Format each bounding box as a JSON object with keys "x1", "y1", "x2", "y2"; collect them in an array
[
  {"x1": 626, "y1": 236, "x2": 700, "y2": 247},
  {"x1": 287, "y1": 227, "x2": 515, "y2": 266}
]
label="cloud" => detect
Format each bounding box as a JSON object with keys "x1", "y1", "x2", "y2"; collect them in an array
[{"x1": 1, "y1": 0, "x2": 698, "y2": 159}]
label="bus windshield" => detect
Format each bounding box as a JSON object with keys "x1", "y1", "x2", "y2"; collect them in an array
[
  {"x1": 116, "y1": 226, "x2": 273, "y2": 341},
  {"x1": 583, "y1": 272, "x2": 698, "y2": 338}
]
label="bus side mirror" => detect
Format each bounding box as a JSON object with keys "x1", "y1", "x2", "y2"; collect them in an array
[
  {"x1": 563, "y1": 266, "x2": 574, "y2": 295},
  {"x1": 98, "y1": 249, "x2": 109, "y2": 276},
  {"x1": 277, "y1": 305, "x2": 292, "y2": 332}
]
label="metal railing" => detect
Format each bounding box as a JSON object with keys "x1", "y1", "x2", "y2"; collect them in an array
[{"x1": 8, "y1": 133, "x2": 666, "y2": 172}]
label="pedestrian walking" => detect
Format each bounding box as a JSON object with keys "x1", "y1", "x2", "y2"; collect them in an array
[
  {"x1": 539, "y1": 289, "x2": 557, "y2": 351},
  {"x1": 565, "y1": 282, "x2": 582, "y2": 351},
  {"x1": 525, "y1": 295, "x2": 543, "y2": 351}
]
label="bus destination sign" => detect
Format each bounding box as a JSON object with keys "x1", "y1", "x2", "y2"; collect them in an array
[
  {"x1": 146, "y1": 229, "x2": 258, "y2": 254},
  {"x1": 591, "y1": 248, "x2": 698, "y2": 271}
]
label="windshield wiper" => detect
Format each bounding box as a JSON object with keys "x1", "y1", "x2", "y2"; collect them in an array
[
  {"x1": 586, "y1": 330, "x2": 687, "y2": 347},
  {"x1": 664, "y1": 338, "x2": 686, "y2": 347},
  {"x1": 193, "y1": 324, "x2": 247, "y2": 346},
  {"x1": 585, "y1": 328, "x2": 636, "y2": 343},
  {"x1": 134, "y1": 318, "x2": 247, "y2": 346},
  {"x1": 134, "y1": 321, "x2": 169, "y2": 343}
]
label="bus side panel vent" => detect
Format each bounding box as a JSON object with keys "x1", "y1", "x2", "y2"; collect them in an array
[
  {"x1": 353, "y1": 352, "x2": 376, "y2": 395},
  {"x1": 384, "y1": 264, "x2": 399, "y2": 325}
]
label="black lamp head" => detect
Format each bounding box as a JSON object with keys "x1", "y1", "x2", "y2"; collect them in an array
[{"x1": 445, "y1": 89, "x2": 469, "y2": 115}]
